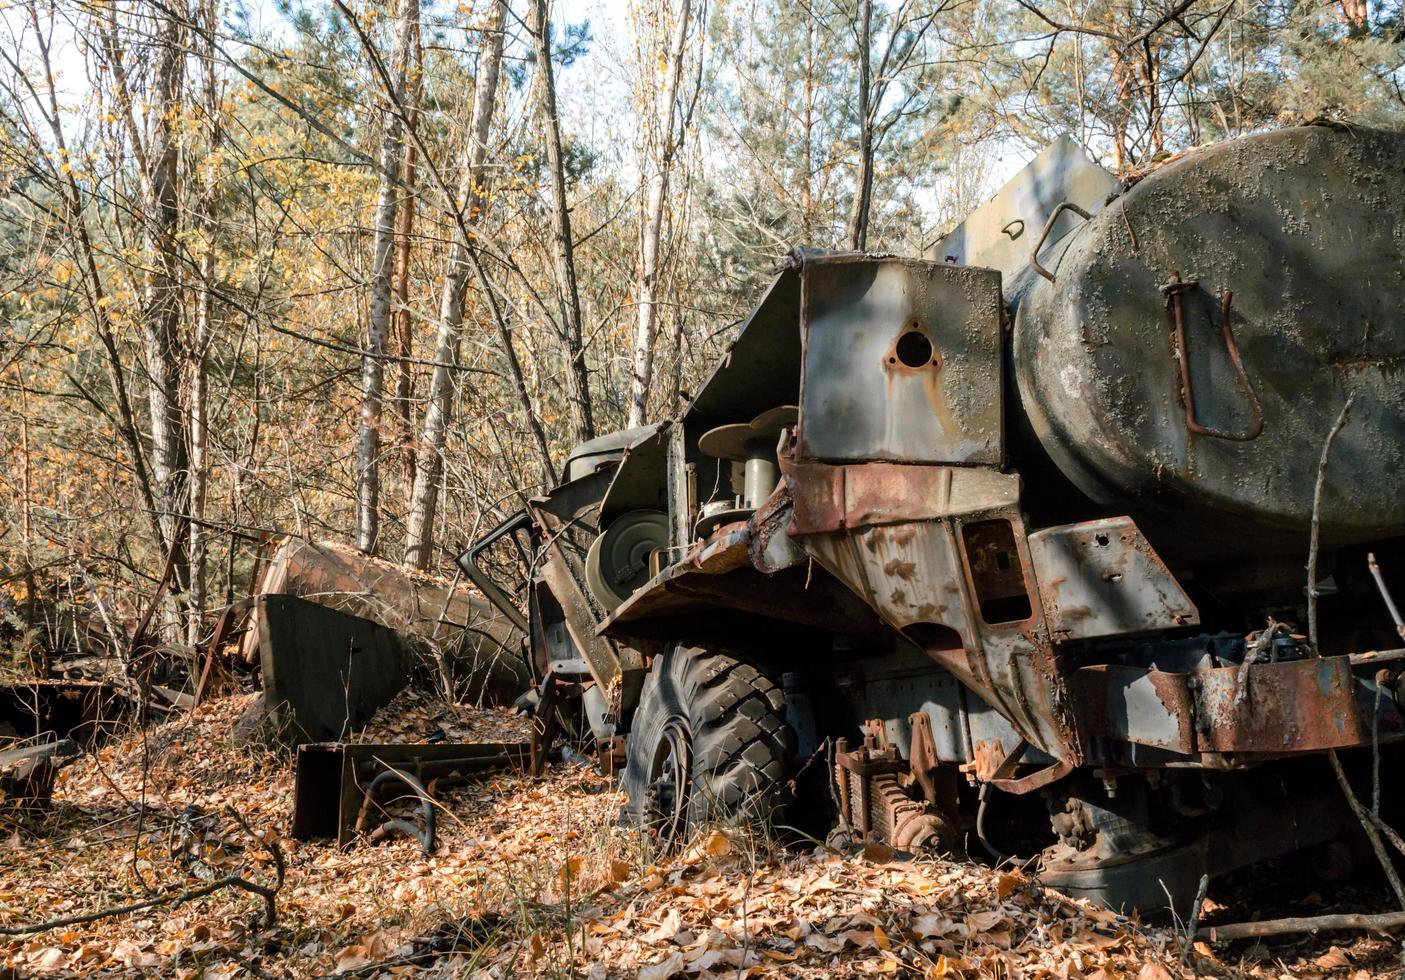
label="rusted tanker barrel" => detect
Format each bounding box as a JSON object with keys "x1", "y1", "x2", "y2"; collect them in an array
[{"x1": 1011, "y1": 126, "x2": 1405, "y2": 571}]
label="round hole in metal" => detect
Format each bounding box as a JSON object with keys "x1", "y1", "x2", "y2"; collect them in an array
[{"x1": 895, "y1": 330, "x2": 934, "y2": 368}]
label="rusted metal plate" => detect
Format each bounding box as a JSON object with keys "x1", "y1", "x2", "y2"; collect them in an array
[
  {"x1": 0, "y1": 739, "x2": 80, "y2": 805},
  {"x1": 291, "y1": 741, "x2": 528, "y2": 847},
  {"x1": 781, "y1": 455, "x2": 1082, "y2": 769},
  {"x1": 242, "y1": 537, "x2": 521, "y2": 673},
  {"x1": 598, "y1": 504, "x2": 883, "y2": 637},
  {"x1": 797, "y1": 256, "x2": 1004, "y2": 465},
  {"x1": 601, "y1": 564, "x2": 883, "y2": 638},
  {"x1": 748, "y1": 488, "x2": 807, "y2": 574},
  {"x1": 925, "y1": 135, "x2": 1120, "y2": 280},
  {"x1": 1078, "y1": 663, "x2": 1197, "y2": 753},
  {"x1": 1195, "y1": 656, "x2": 1362, "y2": 754},
  {"x1": 785, "y1": 458, "x2": 1020, "y2": 533},
  {"x1": 1080, "y1": 655, "x2": 1373, "y2": 757},
  {"x1": 256, "y1": 595, "x2": 409, "y2": 746},
  {"x1": 1028, "y1": 517, "x2": 1199, "y2": 642}
]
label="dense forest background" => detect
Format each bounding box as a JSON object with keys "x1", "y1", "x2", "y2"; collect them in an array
[{"x1": 1, "y1": 0, "x2": 1402, "y2": 661}]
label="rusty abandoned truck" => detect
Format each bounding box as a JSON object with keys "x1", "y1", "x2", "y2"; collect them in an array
[{"x1": 461, "y1": 125, "x2": 1405, "y2": 913}]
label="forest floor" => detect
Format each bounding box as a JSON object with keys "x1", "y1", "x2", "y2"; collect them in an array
[{"x1": 0, "y1": 688, "x2": 1401, "y2": 978}]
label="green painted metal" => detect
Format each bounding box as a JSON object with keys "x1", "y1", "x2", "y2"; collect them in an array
[{"x1": 1014, "y1": 125, "x2": 1405, "y2": 566}]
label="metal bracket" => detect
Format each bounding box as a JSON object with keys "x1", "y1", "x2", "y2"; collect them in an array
[
  {"x1": 1030, "y1": 202, "x2": 1092, "y2": 282},
  {"x1": 1161, "y1": 275, "x2": 1264, "y2": 442},
  {"x1": 457, "y1": 510, "x2": 532, "y2": 633},
  {"x1": 985, "y1": 738, "x2": 1074, "y2": 795}
]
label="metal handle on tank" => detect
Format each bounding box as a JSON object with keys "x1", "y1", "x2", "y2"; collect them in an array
[
  {"x1": 1162, "y1": 278, "x2": 1265, "y2": 443},
  {"x1": 1029, "y1": 202, "x2": 1092, "y2": 282}
]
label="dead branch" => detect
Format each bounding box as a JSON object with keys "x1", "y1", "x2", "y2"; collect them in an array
[
  {"x1": 1305, "y1": 394, "x2": 1405, "y2": 910},
  {"x1": 1199, "y1": 910, "x2": 1405, "y2": 941},
  {"x1": 0, "y1": 806, "x2": 284, "y2": 936},
  {"x1": 1306, "y1": 394, "x2": 1356, "y2": 656}
]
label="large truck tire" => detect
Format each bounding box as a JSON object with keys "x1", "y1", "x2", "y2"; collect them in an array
[{"x1": 622, "y1": 641, "x2": 795, "y2": 843}]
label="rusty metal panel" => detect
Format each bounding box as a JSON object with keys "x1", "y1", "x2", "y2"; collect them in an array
[
  {"x1": 797, "y1": 256, "x2": 1004, "y2": 465},
  {"x1": 245, "y1": 536, "x2": 522, "y2": 679},
  {"x1": 1080, "y1": 655, "x2": 1369, "y2": 757},
  {"x1": 1028, "y1": 518, "x2": 1199, "y2": 643},
  {"x1": 785, "y1": 460, "x2": 1020, "y2": 533},
  {"x1": 1078, "y1": 663, "x2": 1196, "y2": 753},
  {"x1": 292, "y1": 741, "x2": 528, "y2": 847},
  {"x1": 780, "y1": 456, "x2": 1082, "y2": 768},
  {"x1": 924, "y1": 137, "x2": 1119, "y2": 280},
  {"x1": 256, "y1": 595, "x2": 408, "y2": 746},
  {"x1": 598, "y1": 500, "x2": 883, "y2": 637},
  {"x1": 1194, "y1": 656, "x2": 1362, "y2": 754}
]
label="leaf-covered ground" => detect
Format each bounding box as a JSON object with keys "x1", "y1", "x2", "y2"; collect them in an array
[{"x1": 0, "y1": 689, "x2": 1399, "y2": 977}]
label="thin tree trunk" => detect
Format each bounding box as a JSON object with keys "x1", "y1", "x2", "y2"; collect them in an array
[
  {"x1": 801, "y1": 13, "x2": 815, "y2": 242},
  {"x1": 403, "y1": 0, "x2": 511, "y2": 569},
  {"x1": 356, "y1": 0, "x2": 416, "y2": 554},
  {"x1": 30, "y1": 1, "x2": 165, "y2": 557},
  {"x1": 189, "y1": 259, "x2": 211, "y2": 646},
  {"x1": 846, "y1": 0, "x2": 874, "y2": 251},
  {"x1": 187, "y1": 0, "x2": 223, "y2": 649},
  {"x1": 141, "y1": 3, "x2": 193, "y2": 635},
  {"x1": 1140, "y1": 40, "x2": 1163, "y2": 155},
  {"x1": 664, "y1": 305, "x2": 685, "y2": 417},
  {"x1": 529, "y1": 0, "x2": 594, "y2": 444},
  {"x1": 1109, "y1": 31, "x2": 1134, "y2": 170},
  {"x1": 394, "y1": 10, "x2": 422, "y2": 504},
  {"x1": 627, "y1": 0, "x2": 693, "y2": 429}
]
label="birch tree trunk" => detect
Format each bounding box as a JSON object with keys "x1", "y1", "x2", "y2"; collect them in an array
[
  {"x1": 356, "y1": 0, "x2": 416, "y2": 554},
  {"x1": 627, "y1": 0, "x2": 693, "y2": 429},
  {"x1": 846, "y1": 0, "x2": 874, "y2": 251},
  {"x1": 141, "y1": 2, "x2": 194, "y2": 636},
  {"x1": 187, "y1": 0, "x2": 224, "y2": 648},
  {"x1": 530, "y1": 0, "x2": 594, "y2": 445},
  {"x1": 34, "y1": 2, "x2": 165, "y2": 558},
  {"x1": 403, "y1": 0, "x2": 510, "y2": 570}
]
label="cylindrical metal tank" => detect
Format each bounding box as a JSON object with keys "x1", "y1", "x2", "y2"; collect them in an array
[{"x1": 1013, "y1": 126, "x2": 1405, "y2": 565}]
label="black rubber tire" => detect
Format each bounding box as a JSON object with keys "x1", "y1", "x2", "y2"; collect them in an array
[{"x1": 622, "y1": 641, "x2": 795, "y2": 842}]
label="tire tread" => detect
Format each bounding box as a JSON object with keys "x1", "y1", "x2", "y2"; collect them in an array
[{"x1": 623, "y1": 641, "x2": 796, "y2": 836}]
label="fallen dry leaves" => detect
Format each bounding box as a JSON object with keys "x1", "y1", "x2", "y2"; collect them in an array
[{"x1": 0, "y1": 688, "x2": 1395, "y2": 977}]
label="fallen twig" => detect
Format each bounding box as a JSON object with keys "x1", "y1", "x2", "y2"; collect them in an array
[
  {"x1": 1200, "y1": 910, "x2": 1405, "y2": 941},
  {"x1": 314, "y1": 951, "x2": 442, "y2": 978},
  {"x1": 0, "y1": 805, "x2": 284, "y2": 936},
  {"x1": 1181, "y1": 872, "x2": 1209, "y2": 963}
]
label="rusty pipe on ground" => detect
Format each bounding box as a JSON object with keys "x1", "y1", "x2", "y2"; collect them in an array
[{"x1": 357, "y1": 767, "x2": 437, "y2": 855}]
